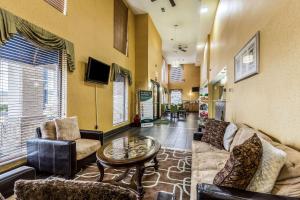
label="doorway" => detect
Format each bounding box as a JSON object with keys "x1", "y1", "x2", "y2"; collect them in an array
[{"x1": 151, "y1": 80, "x2": 160, "y2": 120}]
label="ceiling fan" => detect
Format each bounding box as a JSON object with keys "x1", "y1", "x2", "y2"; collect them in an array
[
  {"x1": 150, "y1": 0, "x2": 176, "y2": 7},
  {"x1": 178, "y1": 44, "x2": 188, "y2": 52}
]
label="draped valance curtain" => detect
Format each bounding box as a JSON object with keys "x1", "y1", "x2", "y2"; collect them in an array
[
  {"x1": 110, "y1": 63, "x2": 132, "y2": 85},
  {"x1": 0, "y1": 8, "x2": 75, "y2": 71}
]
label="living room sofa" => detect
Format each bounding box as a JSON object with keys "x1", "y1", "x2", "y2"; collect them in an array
[{"x1": 191, "y1": 124, "x2": 300, "y2": 200}]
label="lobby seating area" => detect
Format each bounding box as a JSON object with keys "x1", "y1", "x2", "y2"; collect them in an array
[
  {"x1": 1, "y1": 0, "x2": 300, "y2": 200},
  {"x1": 191, "y1": 122, "x2": 300, "y2": 200}
]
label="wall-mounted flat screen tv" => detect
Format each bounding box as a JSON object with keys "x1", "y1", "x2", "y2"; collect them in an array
[{"x1": 85, "y1": 57, "x2": 110, "y2": 84}]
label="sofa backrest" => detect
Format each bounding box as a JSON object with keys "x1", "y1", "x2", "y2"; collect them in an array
[{"x1": 230, "y1": 124, "x2": 273, "y2": 152}]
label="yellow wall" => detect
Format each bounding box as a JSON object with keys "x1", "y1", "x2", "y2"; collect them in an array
[
  {"x1": 168, "y1": 64, "x2": 200, "y2": 101},
  {"x1": 209, "y1": 0, "x2": 300, "y2": 149},
  {"x1": 148, "y1": 16, "x2": 163, "y2": 85},
  {"x1": 135, "y1": 14, "x2": 163, "y2": 90},
  {"x1": 0, "y1": 0, "x2": 136, "y2": 133},
  {"x1": 135, "y1": 14, "x2": 148, "y2": 90},
  {"x1": 201, "y1": 36, "x2": 210, "y2": 86}
]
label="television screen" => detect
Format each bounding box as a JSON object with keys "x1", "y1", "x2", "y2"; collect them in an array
[
  {"x1": 192, "y1": 87, "x2": 200, "y2": 92},
  {"x1": 86, "y1": 57, "x2": 110, "y2": 84}
]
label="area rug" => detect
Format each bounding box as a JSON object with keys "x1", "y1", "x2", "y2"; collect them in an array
[{"x1": 74, "y1": 148, "x2": 192, "y2": 200}]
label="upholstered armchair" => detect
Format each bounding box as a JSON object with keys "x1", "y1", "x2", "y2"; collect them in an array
[{"x1": 27, "y1": 128, "x2": 103, "y2": 178}]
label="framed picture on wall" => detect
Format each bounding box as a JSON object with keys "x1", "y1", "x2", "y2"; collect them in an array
[{"x1": 234, "y1": 31, "x2": 260, "y2": 83}]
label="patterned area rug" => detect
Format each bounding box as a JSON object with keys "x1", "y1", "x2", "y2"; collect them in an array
[{"x1": 74, "y1": 148, "x2": 192, "y2": 200}]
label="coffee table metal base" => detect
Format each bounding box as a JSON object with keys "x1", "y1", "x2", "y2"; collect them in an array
[{"x1": 96, "y1": 157, "x2": 159, "y2": 200}]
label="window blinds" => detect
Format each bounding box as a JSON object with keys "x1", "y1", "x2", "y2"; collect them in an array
[
  {"x1": 0, "y1": 34, "x2": 67, "y2": 162},
  {"x1": 170, "y1": 65, "x2": 184, "y2": 83},
  {"x1": 113, "y1": 74, "x2": 128, "y2": 125},
  {"x1": 44, "y1": 0, "x2": 67, "y2": 15}
]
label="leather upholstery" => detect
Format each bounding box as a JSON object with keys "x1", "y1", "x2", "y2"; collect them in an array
[
  {"x1": 193, "y1": 132, "x2": 204, "y2": 141},
  {"x1": 197, "y1": 183, "x2": 299, "y2": 200},
  {"x1": 0, "y1": 166, "x2": 36, "y2": 198},
  {"x1": 27, "y1": 128, "x2": 103, "y2": 178},
  {"x1": 154, "y1": 191, "x2": 175, "y2": 200}
]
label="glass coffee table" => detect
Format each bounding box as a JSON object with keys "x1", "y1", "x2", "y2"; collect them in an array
[{"x1": 96, "y1": 135, "x2": 161, "y2": 199}]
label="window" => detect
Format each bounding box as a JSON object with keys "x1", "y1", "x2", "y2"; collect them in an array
[
  {"x1": 170, "y1": 65, "x2": 184, "y2": 83},
  {"x1": 113, "y1": 74, "x2": 128, "y2": 125},
  {"x1": 44, "y1": 0, "x2": 67, "y2": 15},
  {"x1": 114, "y1": 0, "x2": 128, "y2": 55},
  {"x1": 161, "y1": 59, "x2": 168, "y2": 84},
  {"x1": 170, "y1": 90, "x2": 182, "y2": 105},
  {"x1": 0, "y1": 34, "x2": 67, "y2": 162}
]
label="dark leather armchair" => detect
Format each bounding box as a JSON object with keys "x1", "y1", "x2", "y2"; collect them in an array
[
  {"x1": 27, "y1": 128, "x2": 103, "y2": 178},
  {"x1": 197, "y1": 183, "x2": 299, "y2": 200}
]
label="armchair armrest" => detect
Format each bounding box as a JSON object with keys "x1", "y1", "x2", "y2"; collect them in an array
[
  {"x1": 80, "y1": 130, "x2": 103, "y2": 146},
  {"x1": 193, "y1": 132, "x2": 204, "y2": 141},
  {"x1": 27, "y1": 139, "x2": 76, "y2": 178},
  {"x1": 197, "y1": 183, "x2": 299, "y2": 200}
]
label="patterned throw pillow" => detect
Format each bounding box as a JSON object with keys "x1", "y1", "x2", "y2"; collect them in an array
[
  {"x1": 201, "y1": 119, "x2": 229, "y2": 149},
  {"x1": 213, "y1": 134, "x2": 263, "y2": 190},
  {"x1": 55, "y1": 116, "x2": 81, "y2": 141},
  {"x1": 41, "y1": 120, "x2": 56, "y2": 139}
]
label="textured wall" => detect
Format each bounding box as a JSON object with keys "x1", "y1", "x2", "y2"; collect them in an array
[
  {"x1": 210, "y1": 0, "x2": 300, "y2": 149},
  {"x1": 0, "y1": 0, "x2": 136, "y2": 132}
]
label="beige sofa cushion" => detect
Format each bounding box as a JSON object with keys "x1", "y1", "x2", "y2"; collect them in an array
[
  {"x1": 41, "y1": 121, "x2": 56, "y2": 139},
  {"x1": 230, "y1": 125, "x2": 273, "y2": 152},
  {"x1": 272, "y1": 177, "x2": 300, "y2": 197},
  {"x1": 192, "y1": 140, "x2": 228, "y2": 154},
  {"x1": 192, "y1": 151, "x2": 229, "y2": 171},
  {"x1": 191, "y1": 140, "x2": 230, "y2": 200},
  {"x1": 272, "y1": 142, "x2": 300, "y2": 181},
  {"x1": 55, "y1": 117, "x2": 81, "y2": 141},
  {"x1": 190, "y1": 169, "x2": 220, "y2": 200},
  {"x1": 247, "y1": 138, "x2": 287, "y2": 193},
  {"x1": 76, "y1": 139, "x2": 101, "y2": 160}
]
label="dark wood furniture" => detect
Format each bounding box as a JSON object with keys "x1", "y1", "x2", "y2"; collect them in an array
[{"x1": 96, "y1": 136, "x2": 161, "y2": 199}]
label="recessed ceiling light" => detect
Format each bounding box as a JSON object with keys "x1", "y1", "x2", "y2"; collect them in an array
[
  {"x1": 200, "y1": 7, "x2": 208, "y2": 13},
  {"x1": 196, "y1": 44, "x2": 202, "y2": 49}
]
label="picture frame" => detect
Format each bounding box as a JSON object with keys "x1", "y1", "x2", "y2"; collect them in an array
[{"x1": 234, "y1": 31, "x2": 260, "y2": 83}]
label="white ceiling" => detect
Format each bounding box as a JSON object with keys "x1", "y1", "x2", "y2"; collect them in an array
[{"x1": 126, "y1": 0, "x2": 219, "y2": 66}]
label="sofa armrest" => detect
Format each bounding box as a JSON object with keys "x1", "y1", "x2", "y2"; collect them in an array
[
  {"x1": 80, "y1": 130, "x2": 103, "y2": 146},
  {"x1": 197, "y1": 183, "x2": 299, "y2": 200},
  {"x1": 27, "y1": 139, "x2": 76, "y2": 178},
  {"x1": 193, "y1": 132, "x2": 204, "y2": 141}
]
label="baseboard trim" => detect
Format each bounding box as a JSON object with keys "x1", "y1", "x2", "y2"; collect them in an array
[{"x1": 104, "y1": 123, "x2": 133, "y2": 140}]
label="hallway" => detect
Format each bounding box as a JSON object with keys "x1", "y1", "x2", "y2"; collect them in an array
[{"x1": 107, "y1": 113, "x2": 199, "y2": 150}]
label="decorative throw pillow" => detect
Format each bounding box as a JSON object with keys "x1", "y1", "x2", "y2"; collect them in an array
[
  {"x1": 55, "y1": 116, "x2": 81, "y2": 141},
  {"x1": 41, "y1": 120, "x2": 56, "y2": 139},
  {"x1": 223, "y1": 123, "x2": 238, "y2": 151},
  {"x1": 247, "y1": 138, "x2": 287, "y2": 193},
  {"x1": 213, "y1": 134, "x2": 263, "y2": 190},
  {"x1": 201, "y1": 119, "x2": 229, "y2": 149}
]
